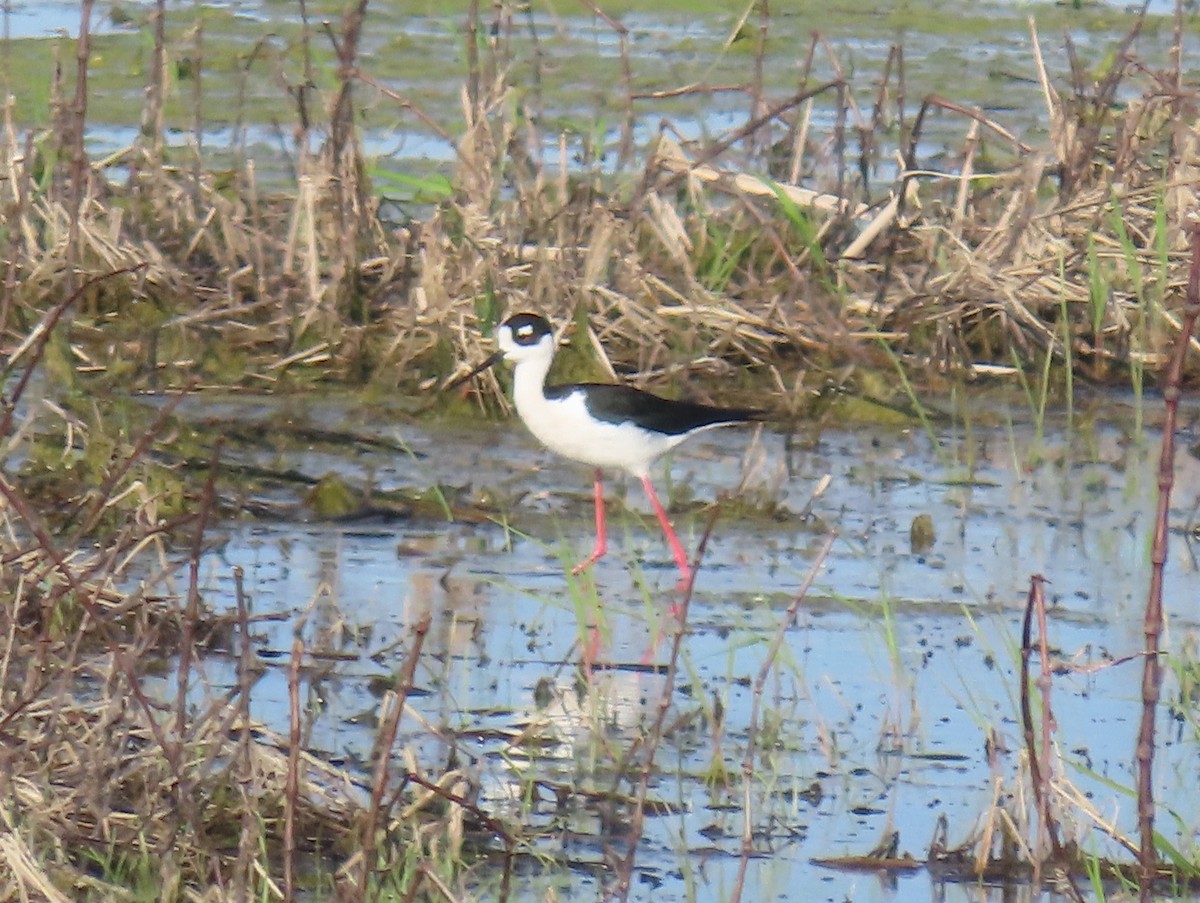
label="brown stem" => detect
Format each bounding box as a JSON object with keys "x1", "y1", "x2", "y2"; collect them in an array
[
  {"x1": 465, "y1": 0, "x2": 480, "y2": 114},
  {"x1": 63, "y1": 377, "x2": 198, "y2": 540},
  {"x1": 1137, "y1": 216, "x2": 1200, "y2": 899},
  {"x1": 644, "y1": 81, "x2": 842, "y2": 207},
  {"x1": 135, "y1": 0, "x2": 166, "y2": 170},
  {"x1": 163, "y1": 437, "x2": 220, "y2": 858},
  {"x1": 284, "y1": 635, "x2": 303, "y2": 903},
  {"x1": 324, "y1": 2, "x2": 371, "y2": 318},
  {"x1": 173, "y1": 440, "x2": 221, "y2": 744},
  {"x1": 65, "y1": 0, "x2": 93, "y2": 298},
  {"x1": 397, "y1": 768, "x2": 516, "y2": 847},
  {"x1": 751, "y1": 1, "x2": 768, "y2": 155},
  {"x1": 1019, "y1": 577, "x2": 1062, "y2": 867},
  {"x1": 232, "y1": 566, "x2": 256, "y2": 898},
  {"x1": 1, "y1": 131, "x2": 33, "y2": 330},
  {"x1": 188, "y1": 11, "x2": 204, "y2": 206},
  {"x1": 359, "y1": 613, "x2": 432, "y2": 900}
]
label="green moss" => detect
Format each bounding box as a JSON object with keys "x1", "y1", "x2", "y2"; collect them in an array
[
  {"x1": 305, "y1": 473, "x2": 360, "y2": 518},
  {"x1": 827, "y1": 393, "x2": 921, "y2": 426}
]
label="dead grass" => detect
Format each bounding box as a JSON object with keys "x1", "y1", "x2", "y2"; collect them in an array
[
  {"x1": 0, "y1": 5, "x2": 1195, "y2": 412},
  {"x1": 0, "y1": 472, "x2": 483, "y2": 901}
]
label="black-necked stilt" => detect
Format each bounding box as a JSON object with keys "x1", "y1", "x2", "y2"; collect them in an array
[{"x1": 463, "y1": 312, "x2": 762, "y2": 587}]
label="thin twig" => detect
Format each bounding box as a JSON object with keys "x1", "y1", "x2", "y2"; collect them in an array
[
  {"x1": 610, "y1": 507, "x2": 720, "y2": 900},
  {"x1": 166, "y1": 436, "x2": 221, "y2": 856},
  {"x1": 630, "y1": 81, "x2": 840, "y2": 214},
  {"x1": 575, "y1": 0, "x2": 634, "y2": 168},
  {"x1": 63, "y1": 376, "x2": 199, "y2": 539},
  {"x1": 0, "y1": 264, "x2": 148, "y2": 440},
  {"x1": 0, "y1": 474, "x2": 173, "y2": 757},
  {"x1": 729, "y1": 530, "x2": 836, "y2": 903}
]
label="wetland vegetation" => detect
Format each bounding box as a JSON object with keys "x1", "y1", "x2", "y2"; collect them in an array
[{"x1": 1, "y1": 1, "x2": 1200, "y2": 901}]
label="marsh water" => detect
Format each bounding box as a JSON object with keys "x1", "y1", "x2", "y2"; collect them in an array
[
  {"x1": 6, "y1": 1, "x2": 1199, "y2": 187},
  {"x1": 151, "y1": 388, "x2": 1200, "y2": 903}
]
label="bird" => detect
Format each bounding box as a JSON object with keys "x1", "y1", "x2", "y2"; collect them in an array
[{"x1": 459, "y1": 311, "x2": 762, "y2": 588}]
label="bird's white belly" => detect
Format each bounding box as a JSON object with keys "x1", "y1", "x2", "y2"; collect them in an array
[{"x1": 514, "y1": 391, "x2": 680, "y2": 477}]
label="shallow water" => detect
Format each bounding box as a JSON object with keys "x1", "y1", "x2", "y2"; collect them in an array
[
  {"x1": 156, "y1": 390, "x2": 1200, "y2": 902},
  {"x1": 8, "y1": 1, "x2": 1199, "y2": 190}
]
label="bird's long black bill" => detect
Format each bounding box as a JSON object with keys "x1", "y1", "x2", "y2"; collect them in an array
[{"x1": 442, "y1": 350, "x2": 504, "y2": 393}]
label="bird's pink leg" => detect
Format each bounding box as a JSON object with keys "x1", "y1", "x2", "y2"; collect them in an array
[
  {"x1": 640, "y1": 475, "x2": 693, "y2": 585},
  {"x1": 572, "y1": 469, "x2": 608, "y2": 575}
]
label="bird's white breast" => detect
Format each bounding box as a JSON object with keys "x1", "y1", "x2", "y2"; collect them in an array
[{"x1": 512, "y1": 384, "x2": 683, "y2": 478}]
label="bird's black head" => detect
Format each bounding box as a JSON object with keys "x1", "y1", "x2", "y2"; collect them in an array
[
  {"x1": 501, "y1": 312, "x2": 553, "y2": 347},
  {"x1": 443, "y1": 312, "x2": 555, "y2": 392}
]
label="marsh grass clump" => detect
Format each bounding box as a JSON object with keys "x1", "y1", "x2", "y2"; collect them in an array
[{"x1": 2, "y1": 3, "x2": 1195, "y2": 425}]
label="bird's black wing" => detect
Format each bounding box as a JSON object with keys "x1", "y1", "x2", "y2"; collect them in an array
[{"x1": 547, "y1": 382, "x2": 762, "y2": 435}]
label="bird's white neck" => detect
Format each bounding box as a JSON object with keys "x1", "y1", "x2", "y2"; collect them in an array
[{"x1": 510, "y1": 351, "x2": 553, "y2": 417}]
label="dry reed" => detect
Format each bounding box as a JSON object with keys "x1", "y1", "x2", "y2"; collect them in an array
[{"x1": 0, "y1": 5, "x2": 1193, "y2": 414}]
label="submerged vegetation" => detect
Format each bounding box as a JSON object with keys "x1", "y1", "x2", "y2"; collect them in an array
[{"x1": 1, "y1": 0, "x2": 1200, "y2": 900}]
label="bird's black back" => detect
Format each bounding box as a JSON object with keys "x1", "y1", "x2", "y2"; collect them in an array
[{"x1": 546, "y1": 382, "x2": 761, "y2": 435}]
